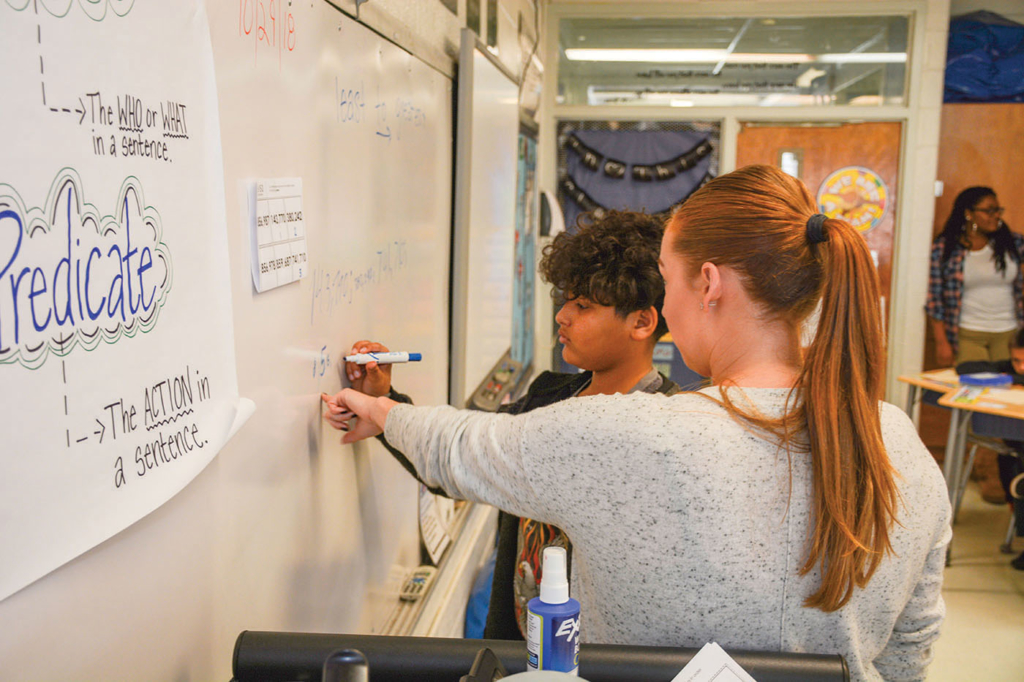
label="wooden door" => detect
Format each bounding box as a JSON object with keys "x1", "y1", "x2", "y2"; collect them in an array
[{"x1": 735, "y1": 121, "x2": 901, "y2": 324}]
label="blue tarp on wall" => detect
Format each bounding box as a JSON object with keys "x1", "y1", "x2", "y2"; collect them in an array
[{"x1": 945, "y1": 11, "x2": 1024, "y2": 103}]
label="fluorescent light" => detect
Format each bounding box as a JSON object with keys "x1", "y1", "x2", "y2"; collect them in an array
[
  {"x1": 565, "y1": 48, "x2": 729, "y2": 62},
  {"x1": 817, "y1": 52, "x2": 906, "y2": 63},
  {"x1": 588, "y1": 90, "x2": 765, "y2": 107},
  {"x1": 565, "y1": 48, "x2": 906, "y2": 65},
  {"x1": 723, "y1": 53, "x2": 813, "y2": 64}
]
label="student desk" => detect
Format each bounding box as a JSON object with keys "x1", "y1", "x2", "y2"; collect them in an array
[
  {"x1": 898, "y1": 369, "x2": 963, "y2": 501},
  {"x1": 901, "y1": 370, "x2": 1024, "y2": 561},
  {"x1": 232, "y1": 631, "x2": 850, "y2": 682},
  {"x1": 936, "y1": 388, "x2": 1024, "y2": 518},
  {"x1": 901, "y1": 369, "x2": 1024, "y2": 497}
]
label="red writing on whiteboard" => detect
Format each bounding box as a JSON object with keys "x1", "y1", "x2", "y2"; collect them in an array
[{"x1": 238, "y1": 0, "x2": 296, "y2": 68}]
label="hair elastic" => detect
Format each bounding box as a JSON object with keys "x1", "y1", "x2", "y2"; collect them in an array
[{"x1": 806, "y1": 213, "x2": 829, "y2": 244}]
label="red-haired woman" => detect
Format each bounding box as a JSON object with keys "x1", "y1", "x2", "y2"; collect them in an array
[{"x1": 324, "y1": 165, "x2": 950, "y2": 681}]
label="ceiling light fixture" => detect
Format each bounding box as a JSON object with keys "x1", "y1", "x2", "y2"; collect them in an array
[{"x1": 564, "y1": 48, "x2": 906, "y2": 64}]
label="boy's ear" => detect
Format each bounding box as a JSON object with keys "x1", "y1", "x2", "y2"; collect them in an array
[{"x1": 630, "y1": 306, "x2": 659, "y2": 342}]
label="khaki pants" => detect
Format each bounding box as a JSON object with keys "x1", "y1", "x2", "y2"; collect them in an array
[{"x1": 957, "y1": 327, "x2": 1017, "y2": 364}]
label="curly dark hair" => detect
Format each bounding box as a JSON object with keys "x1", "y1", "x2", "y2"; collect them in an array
[
  {"x1": 1013, "y1": 327, "x2": 1024, "y2": 350},
  {"x1": 539, "y1": 209, "x2": 669, "y2": 339}
]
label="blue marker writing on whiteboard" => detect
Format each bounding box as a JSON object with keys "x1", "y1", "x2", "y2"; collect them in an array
[{"x1": 344, "y1": 351, "x2": 422, "y2": 365}]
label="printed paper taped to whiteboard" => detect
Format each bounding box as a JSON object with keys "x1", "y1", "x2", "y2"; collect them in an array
[
  {"x1": 250, "y1": 178, "x2": 308, "y2": 292},
  {"x1": 671, "y1": 642, "x2": 757, "y2": 682}
]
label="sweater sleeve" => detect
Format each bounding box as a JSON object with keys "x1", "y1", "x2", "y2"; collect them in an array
[
  {"x1": 872, "y1": 508, "x2": 952, "y2": 681},
  {"x1": 384, "y1": 403, "x2": 554, "y2": 523},
  {"x1": 371, "y1": 388, "x2": 448, "y2": 497}
]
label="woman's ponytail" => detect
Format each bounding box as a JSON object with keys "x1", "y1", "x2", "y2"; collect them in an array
[{"x1": 798, "y1": 216, "x2": 897, "y2": 611}]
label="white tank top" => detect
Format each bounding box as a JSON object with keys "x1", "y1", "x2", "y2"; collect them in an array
[{"x1": 960, "y1": 243, "x2": 1017, "y2": 333}]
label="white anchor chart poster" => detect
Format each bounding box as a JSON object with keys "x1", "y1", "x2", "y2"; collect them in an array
[{"x1": 0, "y1": 0, "x2": 249, "y2": 601}]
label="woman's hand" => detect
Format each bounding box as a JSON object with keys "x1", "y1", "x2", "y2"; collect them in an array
[
  {"x1": 935, "y1": 339, "x2": 954, "y2": 367},
  {"x1": 345, "y1": 340, "x2": 393, "y2": 397},
  {"x1": 321, "y1": 389, "x2": 395, "y2": 443},
  {"x1": 930, "y1": 319, "x2": 954, "y2": 367}
]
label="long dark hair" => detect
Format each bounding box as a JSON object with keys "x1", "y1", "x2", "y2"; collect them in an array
[{"x1": 939, "y1": 186, "x2": 1017, "y2": 273}]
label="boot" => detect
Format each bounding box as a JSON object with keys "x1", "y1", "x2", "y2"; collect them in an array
[{"x1": 975, "y1": 449, "x2": 1008, "y2": 505}]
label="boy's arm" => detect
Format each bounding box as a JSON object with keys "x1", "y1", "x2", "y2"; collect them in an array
[
  {"x1": 375, "y1": 389, "x2": 449, "y2": 497},
  {"x1": 495, "y1": 374, "x2": 548, "y2": 415},
  {"x1": 955, "y1": 360, "x2": 999, "y2": 375},
  {"x1": 337, "y1": 340, "x2": 448, "y2": 496},
  {"x1": 956, "y1": 359, "x2": 1020, "y2": 382},
  {"x1": 376, "y1": 420, "x2": 448, "y2": 496}
]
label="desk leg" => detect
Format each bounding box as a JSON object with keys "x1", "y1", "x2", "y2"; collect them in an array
[
  {"x1": 943, "y1": 408, "x2": 970, "y2": 567},
  {"x1": 952, "y1": 411, "x2": 971, "y2": 504},
  {"x1": 905, "y1": 385, "x2": 919, "y2": 421},
  {"x1": 943, "y1": 407, "x2": 964, "y2": 503}
]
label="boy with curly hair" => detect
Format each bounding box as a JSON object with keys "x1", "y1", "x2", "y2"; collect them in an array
[{"x1": 324, "y1": 209, "x2": 679, "y2": 639}]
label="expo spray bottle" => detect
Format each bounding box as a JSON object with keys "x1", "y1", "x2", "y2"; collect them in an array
[{"x1": 526, "y1": 546, "x2": 581, "y2": 675}]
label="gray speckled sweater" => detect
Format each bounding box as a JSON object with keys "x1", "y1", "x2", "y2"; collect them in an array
[{"x1": 385, "y1": 388, "x2": 951, "y2": 682}]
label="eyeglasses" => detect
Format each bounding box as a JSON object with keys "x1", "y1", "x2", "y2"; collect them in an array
[{"x1": 972, "y1": 206, "x2": 1005, "y2": 216}]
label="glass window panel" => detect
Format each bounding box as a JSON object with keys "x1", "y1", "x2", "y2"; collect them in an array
[
  {"x1": 558, "y1": 15, "x2": 909, "y2": 107},
  {"x1": 487, "y1": 0, "x2": 498, "y2": 47},
  {"x1": 467, "y1": 0, "x2": 481, "y2": 37}
]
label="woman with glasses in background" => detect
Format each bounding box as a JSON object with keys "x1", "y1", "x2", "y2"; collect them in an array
[
  {"x1": 928, "y1": 187, "x2": 1021, "y2": 367},
  {"x1": 930, "y1": 186, "x2": 1024, "y2": 538}
]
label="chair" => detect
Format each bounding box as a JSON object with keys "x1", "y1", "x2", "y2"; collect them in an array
[{"x1": 951, "y1": 411, "x2": 1023, "y2": 554}]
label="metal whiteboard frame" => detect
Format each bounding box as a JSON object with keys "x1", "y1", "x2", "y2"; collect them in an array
[{"x1": 450, "y1": 28, "x2": 521, "y2": 407}]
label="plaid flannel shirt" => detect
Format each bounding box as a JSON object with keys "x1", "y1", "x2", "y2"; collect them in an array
[{"x1": 926, "y1": 233, "x2": 1024, "y2": 353}]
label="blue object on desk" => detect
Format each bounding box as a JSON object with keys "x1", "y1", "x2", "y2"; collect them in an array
[{"x1": 959, "y1": 372, "x2": 1013, "y2": 387}]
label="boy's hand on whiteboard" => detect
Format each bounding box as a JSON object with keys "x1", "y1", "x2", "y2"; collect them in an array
[
  {"x1": 321, "y1": 389, "x2": 397, "y2": 444},
  {"x1": 345, "y1": 340, "x2": 393, "y2": 397}
]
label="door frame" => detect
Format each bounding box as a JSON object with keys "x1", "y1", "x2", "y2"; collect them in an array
[{"x1": 537, "y1": 0, "x2": 946, "y2": 404}]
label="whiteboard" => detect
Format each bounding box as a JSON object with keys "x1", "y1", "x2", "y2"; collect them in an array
[
  {"x1": 451, "y1": 29, "x2": 521, "y2": 407},
  {"x1": 208, "y1": 0, "x2": 453, "y2": 637},
  {"x1": 0, "y1": 0, "x2": 454, "y2": 677}
]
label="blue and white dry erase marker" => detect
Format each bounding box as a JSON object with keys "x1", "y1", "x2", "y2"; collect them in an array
[{"x1": 344, "y1": 351, "x2": 422, "y2": 365}]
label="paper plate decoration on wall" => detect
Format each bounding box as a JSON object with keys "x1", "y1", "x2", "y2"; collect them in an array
[{"x1": 816, "y1": 166, "x2": 890, "y2": 234}]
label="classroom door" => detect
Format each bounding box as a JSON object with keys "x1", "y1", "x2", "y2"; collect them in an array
[{"x1": 735, "y1": 121, "x2": 901, "y2": 333}]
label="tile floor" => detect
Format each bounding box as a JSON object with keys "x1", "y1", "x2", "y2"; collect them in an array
[{"x1": 929, "y1": 483, "x2": 1024, "y2": 681}]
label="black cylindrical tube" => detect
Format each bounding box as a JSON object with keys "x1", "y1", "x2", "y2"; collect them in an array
[{"x1": 233, "y1": 631, "x2": 849, "y2": 682}]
